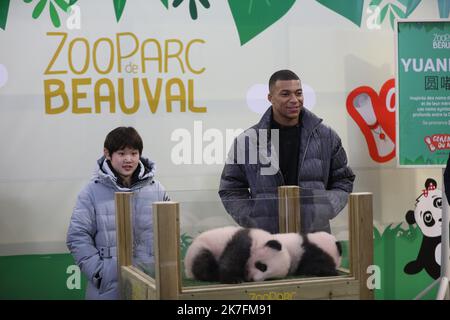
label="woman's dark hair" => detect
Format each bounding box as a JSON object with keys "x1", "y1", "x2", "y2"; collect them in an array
[{"x1": 104, "y1": 127, "x2": 143, "y2": 155}]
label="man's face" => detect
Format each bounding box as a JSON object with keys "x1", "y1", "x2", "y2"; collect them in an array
[
  {"x1": 105, "y1": 147, "x2": 140, "y2": 180},
  {"x1": 268, "y1": 79, "x2": 304, "y2": 126}
]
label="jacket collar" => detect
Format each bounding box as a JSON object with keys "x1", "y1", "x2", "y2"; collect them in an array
[{"x1": 94, "y1": 156, "x2": 155, "y2": 191}]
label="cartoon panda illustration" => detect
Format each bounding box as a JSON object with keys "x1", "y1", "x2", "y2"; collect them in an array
[{"x1": 404, "y1": 178, "x2": 442, "y2": 280}]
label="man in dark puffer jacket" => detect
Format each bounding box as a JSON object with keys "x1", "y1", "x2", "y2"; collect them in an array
[{"x1": 219, "y1": 70, "x2": 355, "y2": 234}]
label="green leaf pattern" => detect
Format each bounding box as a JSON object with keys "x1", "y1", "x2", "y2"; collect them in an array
[
  {"x1": 369, "y1": 0, "x2": 422, "y2": 30},
  {"x1": 32, "y1": 0, "x2": 47, "y2": 19},
  {"x1": 161, "y1": 0, "x2": 169, "y2": 9},
  {"x1": 2, "y1": 0, "x2": 443, "y2": 47},
  {"x1": 180, "y1": 233, "x2": 193, "y2": 259},
  {"x1": 438, "y1": 0, "x2": 450, "y2": 18},
  {"x1": 0, "y1": 0, "x2": 10, "y2": 30},
  {"x1": 316, "y1": 0, "x2": 365, "y2": 27},
  {"x1": 228, "y1": 0, "x2": 296, "y2": 45},
  {"x1": 380, "y1": 4, "x2": 389, "y2": 23},
  {"x1": 398, "y1": 0, "x2": 421, "y2": 16},
  {"x1": 172, "y1": 0, "x2": 210, "y2": 20},
  {"x1": 317, "y1": 0, "x2": 422, "y2": 30},
  {"x1": 23, "y1": 0, "x2": 77, "y2": 28},
  {"x1": 113, "y1": 0, "x2": 126, "y2": 22},
  {"x1": 49, "y1": 1, "x2": 61, "y2": 27},
  {"x1": 54, "y1": 0, "x2": 70, "y2": 12}
]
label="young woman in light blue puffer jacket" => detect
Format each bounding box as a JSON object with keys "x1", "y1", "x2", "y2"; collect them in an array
[{"x1": 67, "y1": 127, "x2": 169, "y2": 299}]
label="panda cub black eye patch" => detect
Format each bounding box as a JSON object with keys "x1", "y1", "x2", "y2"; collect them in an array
[
  {"x1": 265, "y1": 240, "x2": 282, "y2": 251},
  {"x1": 433, "y1": 198, "x2": 442, "y2": 208},
  {"x1": 423, "y1": 211, "x2": 435, "y2": 227},
  {"x1": 255, "y1": 261, "x2": 267, "y2": 272}
]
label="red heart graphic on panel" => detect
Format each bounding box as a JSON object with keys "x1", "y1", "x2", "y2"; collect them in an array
[
  {"x1": 346, "y1": 79, "x2": 396, "y2": 163},
  {"x1": 377, "y1": 79, "x2": 396, "y2": 142}
]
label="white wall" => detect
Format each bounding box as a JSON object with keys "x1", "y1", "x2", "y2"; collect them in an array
[{"x1": 0, "y1": 0, "x2": 444, "y2": 254}]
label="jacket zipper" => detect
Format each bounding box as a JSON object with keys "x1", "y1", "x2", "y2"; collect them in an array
[{"x1": 298, "y1": 123, "x2": 321, "y2": 178}]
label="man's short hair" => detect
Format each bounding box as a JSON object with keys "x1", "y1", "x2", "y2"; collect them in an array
[
  {"x1": 269, "y1": 69, "x2": 300, "y2": 91},
  {"x1": 104, "y1": 127, "x2": 143, "y2": 155}
]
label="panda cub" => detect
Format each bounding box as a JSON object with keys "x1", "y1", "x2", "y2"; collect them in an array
[
  {"x1": 247, "y1": 231, "x2": 342, "y2": 281},
  {"x1": 184, "y1": 226, "x2": 291, "y2": 283}
]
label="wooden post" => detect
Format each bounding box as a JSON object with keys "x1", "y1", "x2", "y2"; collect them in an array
[
  {"x1": 278, "y1": 186, "x2": 301, "y2": 233},
  {"x1": 349, "y1": 192, "x2": 374, "y2": 300},
  {"x1": 115, "y1": 192, "x2": 133, "y2": 299},
  {"x1": 153, "y1": 201, "x2": 181, "y2": 300}
]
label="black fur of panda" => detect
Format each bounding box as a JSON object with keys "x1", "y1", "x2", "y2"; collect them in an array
[
  {"x1": 247, "y1": 231, "x2": 342, "y2": 281},
  {"x1": 184, "y1": 226, "x2": 291, "y2": 284}
]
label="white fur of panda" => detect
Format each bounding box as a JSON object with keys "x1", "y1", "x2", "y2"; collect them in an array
[
  {"x1": 247, "y1": 231, "x2": 342, "y2": 282},
  {"x1": 184, "y1": 226, "x2": 291, "y2": 283},
  {"x1": 184, "y1": 226, "x2": 239, "y2": 281}
]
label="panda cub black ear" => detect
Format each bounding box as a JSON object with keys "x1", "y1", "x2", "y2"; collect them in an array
[
  {"x1": 265, "y1": 240, "x2": 282, "y2": 251},
  {"x1": 405, "y1": 210, "x2": 416, "y2": 225},
  {"x1": 425, "y1": 178, "x2": 437, "y2": 189}
]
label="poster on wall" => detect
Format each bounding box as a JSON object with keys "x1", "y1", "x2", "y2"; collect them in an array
[{"x1": 396, "y1": 19, "x2": 450, "y2": 167}]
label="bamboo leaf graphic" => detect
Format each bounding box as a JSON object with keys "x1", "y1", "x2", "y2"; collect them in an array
[
  {"x1": 0, "y1": 0, "x2": 10, "y2": 30},
  {"x1": 32, "y1": 0, "x2": 48, "y2": 19},
  {"x1": 49, "y1": 1, "x2": 61, "y2": 27},
  {"x1": 189, "y1": 0, "x2": 198, "y2": 20},
  {"x1": 161, "y1": 0, "x2": 169, "y2": 9},
  {"x1": 380, "y1": 4, "x2": 389, "y2": 23},
  {"x1": 316, "y1": 0, "x2": 364, "y2": 27},
  {"x1": 228, "y1": 0, "x2": 296, "y2": 46},
  {"x1": 438, "y1": 0, "x2": 450, "y2": 18},
  {"x1": 173, "y1": 0, "x2": 183, "y2": 7},
  {"x1": 23, "y1": 0, "x2": 76, "y2": 28},
  {"x1": 54, "y1": 0, "x2": 70, "y2": 12},
  {"x1": 391, "y1": 4, "x2": 406, "y2": 18},
  {"x1": 373, "y1": 226, "x2": 381, "y2": 242},
  {"x1": 113, "y1": 0, "x2": 127, "y2": 22},
  {"x1": 369, "y1": 0, "x2": 383, "y2": 6},
  {"x1": 172, "y1": 0, "x2": 210, "y2": 20},
  {"x1": 392, "y1": 222, "x2": 403, "y2": 234},
  {"x1": 398, "y1": 0, "x2": 421, "y2": 17},
  {"x1": 198, "y1": 0, "x2": 210, "y2": 8},
  {"x1": 389, "y1": 10, "x2": 396, "y2": 30}
]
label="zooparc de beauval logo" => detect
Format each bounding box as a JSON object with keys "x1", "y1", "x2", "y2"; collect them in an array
[
  {"x1": 433, "y1": 33, "x2": 450, "y2": 49},
  {"x1": 43, "y1": 32, "x2": 207, "y2": 116}
]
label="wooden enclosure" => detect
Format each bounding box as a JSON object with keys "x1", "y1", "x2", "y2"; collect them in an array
[{"x1": 115, "y1": 189, "x2": 374, "y2": 300}]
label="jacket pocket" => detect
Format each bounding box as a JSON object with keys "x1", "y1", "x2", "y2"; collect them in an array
[{"x1": 98, "y1": 258, "x2": 117, "y2": 295}]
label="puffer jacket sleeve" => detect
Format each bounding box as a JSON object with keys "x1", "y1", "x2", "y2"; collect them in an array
[
  {"x1": 219, "y1": 135, "x2": 282, "y2": 232},
  {"x1": 305, "y1": 129, "x2": 355, "y2": 232},
  {"x1": 155, "y1": 180, "x2": 170, "y2": 201},
  {"x1": 325, "y1": 129, "x2": 355, "y2": 218},
  {"x1": 219, "y1": 160, "x2": 258, "y2": 228},
  {"x1": 66, "y1": 185, "x2": 103, "y2": 287}
]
